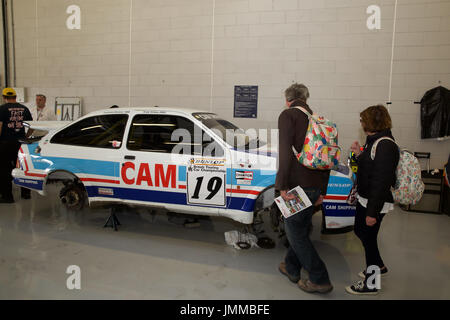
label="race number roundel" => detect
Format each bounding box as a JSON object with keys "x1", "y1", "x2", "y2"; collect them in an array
[{"x1": 187, "y1": 158, "x2": 226, "y2": 206}]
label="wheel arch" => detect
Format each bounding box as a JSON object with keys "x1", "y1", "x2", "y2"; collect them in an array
[
  {"x1": 253, "y1": 183, "x2": 275, "y2": 214},
  {"x1": 43, "y1": 169, "x2": 84, "y2": 194}
]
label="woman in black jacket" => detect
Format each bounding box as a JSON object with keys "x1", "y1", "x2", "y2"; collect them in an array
[{"x1": 346, "y1": 105, "x2": 399, "y2": 295}]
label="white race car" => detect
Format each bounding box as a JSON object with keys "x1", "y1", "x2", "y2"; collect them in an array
[{"x1": 13, "y1": 107, "x2": 277, "y2": 225}]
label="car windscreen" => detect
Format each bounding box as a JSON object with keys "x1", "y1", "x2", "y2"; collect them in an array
[{"x1": 192, "y1": 113, "x2": 265, "y2": 150}]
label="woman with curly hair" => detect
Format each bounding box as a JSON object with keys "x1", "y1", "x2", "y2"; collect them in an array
[{"x1": 346, "y1": 105, "x2": 399, "y2": 295}]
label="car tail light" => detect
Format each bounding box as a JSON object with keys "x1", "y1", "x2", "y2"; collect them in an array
[{"x1": 16, "y1": 153, "x2": 25, "y2": 170}]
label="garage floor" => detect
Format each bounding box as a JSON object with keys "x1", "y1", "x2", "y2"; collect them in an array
[{"x1": 0, "y1": 186, "x2": 449, "y2": 300}]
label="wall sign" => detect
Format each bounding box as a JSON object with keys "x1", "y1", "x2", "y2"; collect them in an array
[
  {"x1": 12, "y1": 87, "x2": 25, "y2": 103},
  {"x1": 234, "y1": 85, "x2": 258, "y2": 118},
  {"x1": 55, "y1": 97, "x2": 82, "y2": 121}
]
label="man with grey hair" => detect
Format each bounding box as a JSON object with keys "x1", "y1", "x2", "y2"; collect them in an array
[
  {"x1": 29, "y1": 94, "x2": 56, "y2": 121},
  {"x1": 284, "y1": 83, "x2": 310, "y2": 103},
  {"x1": 275, "y1": 83, "x2": 333, "y2": 294}
]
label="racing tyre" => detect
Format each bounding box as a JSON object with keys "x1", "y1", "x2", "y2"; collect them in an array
[{"x1": 60, "y1": 182, "x2": 87, "y2": 211}]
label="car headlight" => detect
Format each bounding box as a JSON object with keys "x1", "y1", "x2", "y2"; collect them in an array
[{"x1": 254, "y1": 186, "x2": 275, "y2": 212}]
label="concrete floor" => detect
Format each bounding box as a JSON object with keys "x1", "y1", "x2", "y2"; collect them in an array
[{"x1": 0, "y1": 185, "x2": 449, "y2": 300}]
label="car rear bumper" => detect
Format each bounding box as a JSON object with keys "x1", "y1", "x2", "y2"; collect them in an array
[{"x1": 12, "y1": 168, "x2": 45, "y2": 193}]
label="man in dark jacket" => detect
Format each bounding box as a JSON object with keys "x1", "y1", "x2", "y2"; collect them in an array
[{"x1": 275, "y1": 83, "x2": 333, "y2": 294}]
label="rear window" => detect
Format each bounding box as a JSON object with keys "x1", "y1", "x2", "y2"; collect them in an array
[{"x1": 50, "y1": 114, "x2": 128, "y2": 149}]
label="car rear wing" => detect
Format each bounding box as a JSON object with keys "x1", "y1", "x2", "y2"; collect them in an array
[
  {"x1": 23, "y1": 120, "x2": 72, "y2": 132},
  {"x1": 18, "y1": 136, "x2": 43, "y2": 144},
  {"x1": 20, "y1": 121, "x2": 72, "y2": 144}
]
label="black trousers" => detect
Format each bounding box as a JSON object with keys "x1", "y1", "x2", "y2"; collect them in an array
[
  {"x1": 0, "y1": 140, "x2": 21, "y2": 199},
  {"x1": 354, "y1": 202, "x2": 386, "y2": 269}
]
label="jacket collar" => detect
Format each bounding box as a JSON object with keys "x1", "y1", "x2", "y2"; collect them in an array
[
  {"x1": 365, "y1": 129, "x2": 394, "y2": 145},
  {"x1": 289, "y1": 99, "x2": 313, "y2": 114}
]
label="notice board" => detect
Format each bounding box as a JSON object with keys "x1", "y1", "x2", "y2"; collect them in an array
[{"x1": 234, "y1": 85, "x2": 258, "y2": 118}]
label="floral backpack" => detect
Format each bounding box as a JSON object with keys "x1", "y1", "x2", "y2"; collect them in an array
[
  {"x1": 371, "y1": 137, "x2": 424, "y2": 205},
  {"x1": 292, "y1": 107, "x2": 341, "y2": 170}
]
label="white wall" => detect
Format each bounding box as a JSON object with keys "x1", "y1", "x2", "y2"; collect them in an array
[{"x1": 10, "y1": 0, "x2": 450, "y2": 168}]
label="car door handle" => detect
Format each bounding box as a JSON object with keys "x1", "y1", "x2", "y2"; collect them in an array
[{"x1": 124, "y1": 155, "x2": 135, "y2": 160}]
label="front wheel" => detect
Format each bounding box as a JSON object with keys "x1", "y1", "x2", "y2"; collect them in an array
[{"x1": 59, "y1": 182, "x2": 87, "y2": 211}]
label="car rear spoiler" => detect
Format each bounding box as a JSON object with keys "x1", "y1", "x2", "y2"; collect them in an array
[
  {"x1": 18, "y1": 136, "x2": 43, "y2": 144},
  {"x1": 23, "y1": 120, "x2": 72, "y2": 132},
  {"x1": 19, "y1": 121, "x2": 72, "y2": 144}
]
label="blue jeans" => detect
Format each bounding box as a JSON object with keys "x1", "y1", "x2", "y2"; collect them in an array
[{"x1": 284, "y1": 187, "x2": 331, "y2": 285}]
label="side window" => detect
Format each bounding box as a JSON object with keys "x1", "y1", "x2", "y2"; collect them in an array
[
  {"x1": 50, "y1": 114, "x2": 128, "y2": 148},
  {"x1": 127, "y1": 114, "x2": 224, "y2": 157}
]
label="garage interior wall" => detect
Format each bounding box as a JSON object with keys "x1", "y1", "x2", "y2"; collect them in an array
[{"x1": 6, "y1": 0, "x2": 450, "y2": 168}]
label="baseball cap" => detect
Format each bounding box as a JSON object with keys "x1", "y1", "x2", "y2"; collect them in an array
[{"x1": 2, "y1": 88, "x2": 17, "y2": 97}]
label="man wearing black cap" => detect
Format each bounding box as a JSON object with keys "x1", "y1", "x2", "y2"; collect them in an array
[{"x1": 0, "y1": 88, "x2": 33, "y2": 203}]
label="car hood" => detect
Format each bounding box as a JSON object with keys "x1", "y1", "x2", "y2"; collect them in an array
[
  {"x1": 231, "y1": 142, "x2": 278, "y2": 173},
  {"x1": 231, "y1": 142, "x2": 278, "y2": 158}
]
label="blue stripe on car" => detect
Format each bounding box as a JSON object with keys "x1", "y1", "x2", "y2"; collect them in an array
[
  {"x1": 27, "y1": 149, "x2": 276, "y2": 188},
  {"x1": 178, "y1": 165, "x2": 186, "y2": 182},
  {"x1": 31, "y1": 156, "x2": 119, "y2": 177},
  {"x1": 27, "y1": 143, "x2": 119, "y2": 176},
  {"x1": 85, "y1": 186, "x2": 255, "y2": 212}
]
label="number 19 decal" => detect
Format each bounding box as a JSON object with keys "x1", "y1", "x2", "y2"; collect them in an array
[{"x1": 187, "y1": 173, "x2": 226, "y2": 206}]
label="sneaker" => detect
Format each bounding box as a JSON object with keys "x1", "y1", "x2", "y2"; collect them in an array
[
  {"x1": 358, "y1": 266, "x2": 388, "y2": 279},
  {"x1": 278, "y1": 262, "x2": 300, "y2": 283},
  {"x1": 297, "y1": 279, "x2": 333, "y2": 294},
  {"x1": 345, "y1": 279, "x2": 378, "y2": 295}
]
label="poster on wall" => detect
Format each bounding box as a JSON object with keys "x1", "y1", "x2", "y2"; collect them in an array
[
  {"x1": 12, "y1": 88, "x2": 26, "y2": 103},
  {"x1": 234, "y1": 85, "x2": 258, "y2": 118},
  {"x1": 55, "y1": 97, "x2": 82, "y2": 121}
]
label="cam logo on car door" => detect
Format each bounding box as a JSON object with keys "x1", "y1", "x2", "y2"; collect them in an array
[{"x1": 120, "y1": 112, "x2": 230, "y2": 209}]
